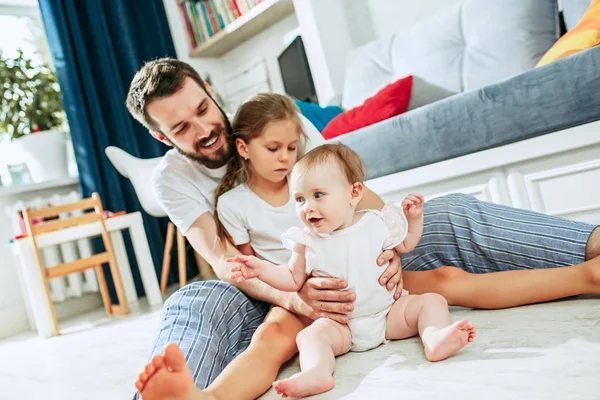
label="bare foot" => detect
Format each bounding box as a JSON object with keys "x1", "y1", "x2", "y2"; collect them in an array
[
  {"x1": 135, "y1": 343, "x2": 203, "y2": 400},
  {"x1": 422, "y1": 319, "x2": 476, "y2": 362},
  {"x1": 273, "y1": 370, "x2": 334, "y2": 398}
]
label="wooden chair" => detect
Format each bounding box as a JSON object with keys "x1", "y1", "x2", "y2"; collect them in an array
[
  {"x1": 159, "y1": 222, "x2": 215, "y2": 293},
  {"x1": 104, "y1": 146, "x2": 214, "y2": 293},
  {"x1": 22, "y1": 192, "x2": 128, "y2": 336}
]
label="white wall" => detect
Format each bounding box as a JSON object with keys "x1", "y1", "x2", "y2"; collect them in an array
[
  {"x1": 162, "y1": 0, "x2": 300, "y2": 110},
  {"x1": 162, "y1": 0, "x2": 225, "y2": 92},
  {"x1": 162, "y1": 0, "x2": 465, "y2": 107}
]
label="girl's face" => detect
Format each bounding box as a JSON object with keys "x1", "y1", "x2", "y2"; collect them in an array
[{"x1": 237, "y1": 119, "x2": 301, "y2": 185}]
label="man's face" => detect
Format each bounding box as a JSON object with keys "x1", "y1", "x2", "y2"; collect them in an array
[{"x1": 146, "y1": 77, "x2": 233, "y2": 168}]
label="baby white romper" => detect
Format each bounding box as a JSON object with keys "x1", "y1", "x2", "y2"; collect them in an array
[{"x1": 282, "y1": 205, "x2": 409, "y2": 351}]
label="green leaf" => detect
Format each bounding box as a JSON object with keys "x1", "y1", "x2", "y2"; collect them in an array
[{"x1": 0, "y1": 49, "x2": 66, "y2": 140}]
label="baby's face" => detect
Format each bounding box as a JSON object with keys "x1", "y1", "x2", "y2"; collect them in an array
[{"x1": 290, "y1": 161, "x2": 356, "y2": 234}]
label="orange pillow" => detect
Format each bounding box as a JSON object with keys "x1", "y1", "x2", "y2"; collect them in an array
[{"x1": 537, "y1": 0, "x2": 600, "y2": 66}]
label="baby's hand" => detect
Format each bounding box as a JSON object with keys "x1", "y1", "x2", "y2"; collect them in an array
[
  {"x1": 401, "y1": 193, "x2": 425, "y2": 219},
  {"x1": 227, "y1": 255, "x2": 263, "y2": 283}
]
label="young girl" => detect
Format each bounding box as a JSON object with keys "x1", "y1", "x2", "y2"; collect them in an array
[{"x1": 228, "y1": 143, "x2": 476, "y2": 398}]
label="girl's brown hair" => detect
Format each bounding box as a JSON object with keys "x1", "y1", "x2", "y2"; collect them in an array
[
  {"x1": 292, "y1": 143, "x2": 366, "y2": 185},
  {"x1": 214, "y1": 93, "x2": 305, "y2": 247}
]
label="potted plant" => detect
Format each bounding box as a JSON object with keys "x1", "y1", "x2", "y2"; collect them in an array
[{"x1": 0, "y1": 49, "x2": 69, "y2": 183}]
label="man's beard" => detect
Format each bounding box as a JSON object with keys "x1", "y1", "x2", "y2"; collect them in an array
[{"x1": 169, "y1": 110, "x2": 234, "y2": 169}]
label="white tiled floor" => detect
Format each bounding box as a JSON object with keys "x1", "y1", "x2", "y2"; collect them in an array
[{"x1": 1, "y1": 295, "x2": 599, "y2": 400}]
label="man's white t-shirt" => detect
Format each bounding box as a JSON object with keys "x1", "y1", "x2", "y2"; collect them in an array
[
  {"x1": 152, "y1": 113, "x2": 324, "y2": 234},
  {"x1": 216, "y1": 183, "x2": 303, "y2": 265}
]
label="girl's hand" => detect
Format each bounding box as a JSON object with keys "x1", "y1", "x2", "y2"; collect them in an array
[
  {"x1": 226, "y1": 255, "x2": 263, "y2": 283},
  {"x1": 401, "y1": 193, "x2": 425, "y2": 220}
]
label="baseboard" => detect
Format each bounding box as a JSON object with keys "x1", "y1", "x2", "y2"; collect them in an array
[
  {"x1": 1, "y1": 293, "x2": 104, "y2": 339},
  {"x1": 0, "y1": 305, "x2": 31, "y2": 340}
]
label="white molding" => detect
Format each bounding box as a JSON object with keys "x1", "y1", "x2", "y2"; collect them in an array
[
  {"x1": 523, "y1": 159, "x2": 600, "y2": 214},
  {"x1": 0, "y1": 177, "x2": 79, "y2": 198}
]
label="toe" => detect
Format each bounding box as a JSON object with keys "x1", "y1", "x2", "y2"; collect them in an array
[
  {"x1": 145, "y1": 362, "x2": 157, "y2": 376},
  {"x1": 151, "y1": 355, "x2": 164, "y2": 369},
  {"x1": 454, "y1": 319, "x2": 469, "y2": 330},
  {"x1": 164, "y1": 342, "x2": 188, "y2": 373}
]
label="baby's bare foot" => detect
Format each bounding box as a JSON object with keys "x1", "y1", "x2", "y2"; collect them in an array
[
  {"x1": 135, "y1": 343, "x2": 203, "y2": 400},
  {"x1": 422, "y1": 319, "x2": 476, "y2": 362},
  {"x1": 273, "y1": 370, "x2": 334, "y2": 398}
]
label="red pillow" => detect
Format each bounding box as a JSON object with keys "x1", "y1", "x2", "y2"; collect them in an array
[{"x1": 322, "y1": 75, "x2": 413, "y2": 140}]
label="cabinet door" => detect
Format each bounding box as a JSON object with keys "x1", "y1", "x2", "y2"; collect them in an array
[
  {"x1": 506, "y1": 145, "x2": 600, "y2": 224},
  {"x1": 370, "y1": 169, "x2": 512, "y2": 206}
]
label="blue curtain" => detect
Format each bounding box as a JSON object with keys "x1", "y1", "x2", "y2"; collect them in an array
[{"x1": 39, "y1": 0, "x2": 187, "y2": 299}]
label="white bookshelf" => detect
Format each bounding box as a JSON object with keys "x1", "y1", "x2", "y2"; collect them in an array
[{"x1": 186, "y1": 0, "x2": 294, "y2": 58}]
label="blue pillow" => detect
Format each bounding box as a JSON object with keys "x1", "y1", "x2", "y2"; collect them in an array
[{"x1": 294, "y1": 100, "x2": 343, "y2": 132}]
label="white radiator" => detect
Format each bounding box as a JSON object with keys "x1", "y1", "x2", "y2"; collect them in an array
[{"x1": 5, "y1": 191, "x2": 100, "y2": 303}]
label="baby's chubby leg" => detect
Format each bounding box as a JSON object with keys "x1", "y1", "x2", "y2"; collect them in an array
[
  {"x1": 273, "y1": 318, "x2": 352, "y2": 398},
  {"x1": 385, "y1": 293, "x2": 476, "y2": 361}
]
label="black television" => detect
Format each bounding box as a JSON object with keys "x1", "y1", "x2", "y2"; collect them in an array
[{"x1": 277, "y1": 36, "x2": 318, "y2": 103}]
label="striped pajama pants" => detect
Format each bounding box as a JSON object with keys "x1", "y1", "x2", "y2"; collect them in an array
[{"x1": 135, "y1": 194, "x2": 595, "y2": 397}]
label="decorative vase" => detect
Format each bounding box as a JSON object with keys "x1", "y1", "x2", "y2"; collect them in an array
[{"x1": 8, "y1": 130, "x2": 69, "y2": 183}]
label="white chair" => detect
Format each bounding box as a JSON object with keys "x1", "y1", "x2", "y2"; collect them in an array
[{"x1": 105, "y1": 146, "x2": 212, "y2": 292}]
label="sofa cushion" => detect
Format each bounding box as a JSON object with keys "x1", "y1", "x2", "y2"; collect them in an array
[
  {"x1": 538, "y1": 0, "x2": 600, "y2": 66},
  {"x1": 322, "y1": 75, "x2": 412, "y2": 140},
  {"x1": 293, "y1": 100, "x2": 343, "y2": 132},
  {"x1": 342, "y1": 0, "x2": 558, "y2": 110},
  {"x1": 562, "y1": 0, "x2": 592, "y2": 31},
  {"x1": 337, "y1": 46, "x2": 600, "y2": 180}
]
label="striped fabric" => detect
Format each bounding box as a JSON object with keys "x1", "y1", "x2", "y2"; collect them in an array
[
  {"x1": 135, "y1": 194, "x2": 595, "y2": 398},
  {"x1": 537, "y1": 0, "x2": 600, "y2": 66},
  {"x1": 133, "y1": 281, "x2": 269, "y2": 399},
  {"x1": 402, "y1": 194, "x2": 595, "y2": 273}
]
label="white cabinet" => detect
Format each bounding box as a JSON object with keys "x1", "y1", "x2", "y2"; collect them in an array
[
  {"x1": 506, "y1": 143, "x2": 600, "y2": 224},
  {"x1": 367, "y1": 121, "x2": 600, "y2": 226}
]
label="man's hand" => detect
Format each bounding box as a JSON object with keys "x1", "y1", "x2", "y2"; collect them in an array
[
  {"x1": 290, "y1": 277, "x2": 356, "y2": 324},
  {"x1": 377, "y1": 249, "x2": 404, "y2": 299},
  {"x1": 227, "y1": 255, "x2": 263, "y2": 283}
]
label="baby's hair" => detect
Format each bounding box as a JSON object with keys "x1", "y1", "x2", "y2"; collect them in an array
[
  {"x1": 293, "y1": 143, "x2": 366, "y2": 184},
  {"x1": 214, "y1": 93, "x2": 305, "y2": 247}
]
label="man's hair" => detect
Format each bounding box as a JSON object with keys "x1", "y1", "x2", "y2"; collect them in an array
[
  {"x1": 125, "y1": 57, "x2": 206, "y2": 132},
  {"x1": 293, "y1": 143, "x2": 366, "y2": 184}
]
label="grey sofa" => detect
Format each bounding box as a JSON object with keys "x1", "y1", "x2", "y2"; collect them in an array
[{"x1": 336, "y1": 0, "x2": 600, "y2": 180}]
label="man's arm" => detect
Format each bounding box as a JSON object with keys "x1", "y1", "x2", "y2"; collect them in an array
[
  {"x1": 185, "y1": 212, "x2": 295, "y2": 308},
  {"x1": 237, "y1": 242, "x2": 255, "y2": 256},
  {"x1": 357, "y1": 185, "x2": 384, "y2": 211}
]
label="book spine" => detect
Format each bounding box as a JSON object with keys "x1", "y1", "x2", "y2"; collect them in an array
[
  {"x1": 229, "y1": 0, "x2": 242, "y2": 18},
  {"x1": 203, "y1": 0, "x2": 219, "y2": 34},
  {"x1": 214, "y1": 0, "x2": 231, "y2": 25},
  {"x1": 199, "y1": 1, "x2": 214, "y2": 37},
  {"x1": 208, "y1": 0, "x2": 225, "y2": 30},
  {"x1": 185, "y1": 1, "x2": 202, "y2": 45},
  {"x1": 193, "y1": 1, "x2": 209, "y2": 40},
  {"x1": 179, "y1": 1, "x2": 196, "y2": 48}
]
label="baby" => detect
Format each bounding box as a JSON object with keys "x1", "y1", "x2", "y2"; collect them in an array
[{"x1": 228, "y1": 143, "x2": 476, "y2": 398}]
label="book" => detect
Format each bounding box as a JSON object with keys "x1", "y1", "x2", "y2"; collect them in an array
[
  {"x1": 194, "y1": 1, "x2": 211, "y2": 40},
  {"x1": 207, "y1": 0, "x2": 225, "y2": 31},
  {"x1": 199, "y1": 0, "x2": 214, "y2": 37}
]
